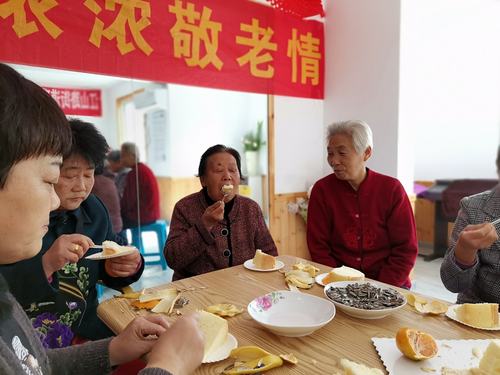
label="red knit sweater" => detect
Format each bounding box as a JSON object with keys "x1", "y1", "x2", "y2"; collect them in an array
[
  {"x1": 307, "y1": 169, "x2": 417, "y2": 288},
  {"x1": 120, "y1": 162, "x2": 160, "y2": 226}
]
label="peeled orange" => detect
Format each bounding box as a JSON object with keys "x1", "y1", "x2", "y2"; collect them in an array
[{"x1": 395, "y1": 327, "x2": 438, "y2": 361}]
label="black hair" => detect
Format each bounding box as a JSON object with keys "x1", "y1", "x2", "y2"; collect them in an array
[
  {"x1": 67, "y1": 118, "x2": 109, "y2": 171},
  {"x1": 0, "y1": 63, "x2": 72, "y2": 188},
  {"x1": 198, "y1": 144, "x2": 243, "y2": 178}
]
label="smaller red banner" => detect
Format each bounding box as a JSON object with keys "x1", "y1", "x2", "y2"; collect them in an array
[{"x1": 43, "y1": 87, "x2": 102, "y2": 117}]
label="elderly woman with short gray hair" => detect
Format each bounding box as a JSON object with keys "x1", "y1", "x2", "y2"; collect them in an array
[{"x1": 307, "y1": 120, "x2": 417, "y2": 288}]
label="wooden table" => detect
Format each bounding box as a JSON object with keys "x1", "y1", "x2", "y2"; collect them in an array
[{"x1": 98, "y1": 256, "x2": 498, "y2": 374}]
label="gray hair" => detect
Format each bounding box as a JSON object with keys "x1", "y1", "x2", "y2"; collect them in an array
[
  {"x1": 106, "y1": 150, "x2": 121, "y2": 162},
  {"x1": 121, "y1": 142, "x2": 139, "y2": 160},
  {"x1": 326, "y1": 120, "x2": 373, "y2": 154}
]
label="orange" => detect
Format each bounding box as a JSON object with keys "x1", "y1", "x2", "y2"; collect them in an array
[{"x1": 395, "y1": 327, "x2": 438, "y2": 361}]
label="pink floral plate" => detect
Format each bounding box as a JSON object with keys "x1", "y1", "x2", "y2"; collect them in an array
[{"x1": 247, "y1": 290, "x2": 335, "y2": 337}]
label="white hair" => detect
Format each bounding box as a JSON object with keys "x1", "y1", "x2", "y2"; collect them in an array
[
  {"x1": 121, "y1": 142, "x2": 140, "y2": 160},
  {"x1": 326, "y1": 120, "x2": 373, "y2": 154}
]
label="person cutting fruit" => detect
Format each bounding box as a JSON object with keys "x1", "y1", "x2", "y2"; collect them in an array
[
  {"x1": 1, "y1": 119, "x2": 144, "y2": 347},
  {"x1": 164, "y1": 144, "x2": 277, "y2": 280}
]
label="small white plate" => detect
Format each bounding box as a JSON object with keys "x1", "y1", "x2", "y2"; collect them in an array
[
  {"x1": 202, "y1": 333, "x2": 237, "y2": 363},
  {"x1": 243, "y1": 259, "x2": 284, "y2": 272},
  {"x1": 315, "y1": 273, "x2": 329, "y2": 286},
  {"x1": 85, "y1": 246, "x2": 137, "y2": 260},
  {"x1": 445, "y1": 304, "x2": 500, "y2": 331}
]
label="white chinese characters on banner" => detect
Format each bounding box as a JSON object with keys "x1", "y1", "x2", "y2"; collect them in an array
[{"x1": 43, "y1": 87, "x2": 102, "y2": 117}]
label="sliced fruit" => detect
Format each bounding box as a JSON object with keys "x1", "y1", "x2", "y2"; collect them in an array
[
  {"x1": 139, "y1": 287, "x2": 178, "y2": 303},
  {"x1": 206, "y1": 303, "x2": 244, "y2": 317},
  {"x1": 395, "y1": 327, "x2": 438, "y2": 361},
  {"x1": 131, "y1": 299, "x2": 161, "y2": 309},
  {"x1": 116, "y1": 291, "x2": 142, "y2": 299}
]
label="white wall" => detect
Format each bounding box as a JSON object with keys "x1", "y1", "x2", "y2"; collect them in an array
[
  {"x1": 400, "y1": 0, "x2": 500, "y2": 180},
  {"x1": 274, "y1": 96, "x2": 325, "y2": 193},
  {"x1": 106, "y1": 80, "x2": 151, "y2": 149},
  {"x1": 323, "y1": 0, "x2": 500, "y2": 190},
  {"x1": 324, "y1": 0, "x2": 408, "y2": 187},
  {"x1": 167, "y1": 85, "x2": 267, "y2": 177}
]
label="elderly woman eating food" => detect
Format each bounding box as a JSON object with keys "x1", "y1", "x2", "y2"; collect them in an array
[
  {"x1": 307, "y1": 120, "x2": 417, "y2": 288},
  {"x1": 440, "y1": 146, "x2": 500, "y2": 304},
  {"x1": 164, "y1": 144, "x2": 277, "y2": 280}
]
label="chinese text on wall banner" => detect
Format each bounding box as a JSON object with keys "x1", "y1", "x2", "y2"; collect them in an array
[
  {"x1": 0, "y1": 0, "x2": 324, "y2": 99},
  {"x1": 43, "y1": 87, "x2": 102, "y2": 117}
]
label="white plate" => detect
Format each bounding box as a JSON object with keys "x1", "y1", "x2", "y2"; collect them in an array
[
  {"x1": 445, "y1": 304, "x2": 500, "y2": 331},
  {"x1": 84, "y1": 246, "x2": 137, "y2": 260},
  {"x1": 243, "y1": 259, "x2": 284, "y2": 272},
  {"x1": 202, "y1": 333, "x2": 237, "y2": 363},
  {"x1": 247, "y1": 290, "x2": 336, "y2": 337},
  {"x1": 315, "y1": 273, "x2": 329, "y2": 286},
  {"x1": 373, "y1": 337, "x2": 493, "y2": 375}
]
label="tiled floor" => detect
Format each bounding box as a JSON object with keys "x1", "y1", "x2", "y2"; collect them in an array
[
  {"x1": 412, "y1": 256, "x2": 457, "y2": 303},
  {"x1": 101, "y1": 253, "x2": 458, "y2": 303}
]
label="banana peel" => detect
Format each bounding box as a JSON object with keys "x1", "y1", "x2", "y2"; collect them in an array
[
  {"x1": 284, "y1": 270, "x2": 314, "y2": 289},
  {"x1": 222, "y1": 346, "x2": 283, "y2": 374},
  {"x1": 292, "y1": 262, "x2": 320, "y2": 277}
]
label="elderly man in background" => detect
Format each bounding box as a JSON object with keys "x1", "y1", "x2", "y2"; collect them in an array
[
  {"x1": 307, "y1": 120, "x2": 417, "y2": 288},
  {"x1": 106, "y1": 150, "x2": 130, "y2": 198},
  {"x1": 92, "y1": 163, "x2": 123, "y2": 234},
  {"x1": 120, "y1": 142, "x2": 160, "y2": 228},
  {"x1": 440, "y1": 147, "x2": 500, "y2": 304}
]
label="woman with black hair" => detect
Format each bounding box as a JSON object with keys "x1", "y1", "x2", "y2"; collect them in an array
[
  {"x1": 1, "y1": 119, "x2": 144, "y2": 347},
  {"x1": 164, "y1": 144, "x2": 277, "y2": 280},
  {"x1": 0, "y1": 62, "x2": 203, "y2": 375}
]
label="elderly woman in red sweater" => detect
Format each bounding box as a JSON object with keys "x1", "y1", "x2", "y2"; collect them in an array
[
  {"x1": 307, "y1": 120, "x2": 417, "y2": 288},
  {"x1": 165, "y1": 145, "x2": 277, "y2": 280}
]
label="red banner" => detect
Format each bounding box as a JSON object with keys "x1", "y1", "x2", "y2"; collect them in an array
[
  {"x1": 43, "y1": 87, "x2": 102, "y2": 117},
  {"x1": 0, "y1": 0, "x2": 324, "y2": 99}
]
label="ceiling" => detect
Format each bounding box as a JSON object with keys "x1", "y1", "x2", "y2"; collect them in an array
[{"x1": 10, "y1": 63, "x2": 146, "y2": 89}]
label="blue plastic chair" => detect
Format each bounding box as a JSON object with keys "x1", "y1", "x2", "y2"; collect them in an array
[{"x1": 128, "y1": 220, "x2": 168, "y2": 270}]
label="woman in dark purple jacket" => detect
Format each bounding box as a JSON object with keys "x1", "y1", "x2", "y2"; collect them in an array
[{"x1": 164, "y1": 145, "x2": 277, "y2": 280}]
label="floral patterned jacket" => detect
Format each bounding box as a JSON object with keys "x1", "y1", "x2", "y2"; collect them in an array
[{"x1": 0, "y1": 195, "x2": 144, "y2": 348}]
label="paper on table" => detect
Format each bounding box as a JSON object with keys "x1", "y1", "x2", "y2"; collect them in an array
[{"x1": 372, "y1": 338, "x2": 492, "y2": 375}]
